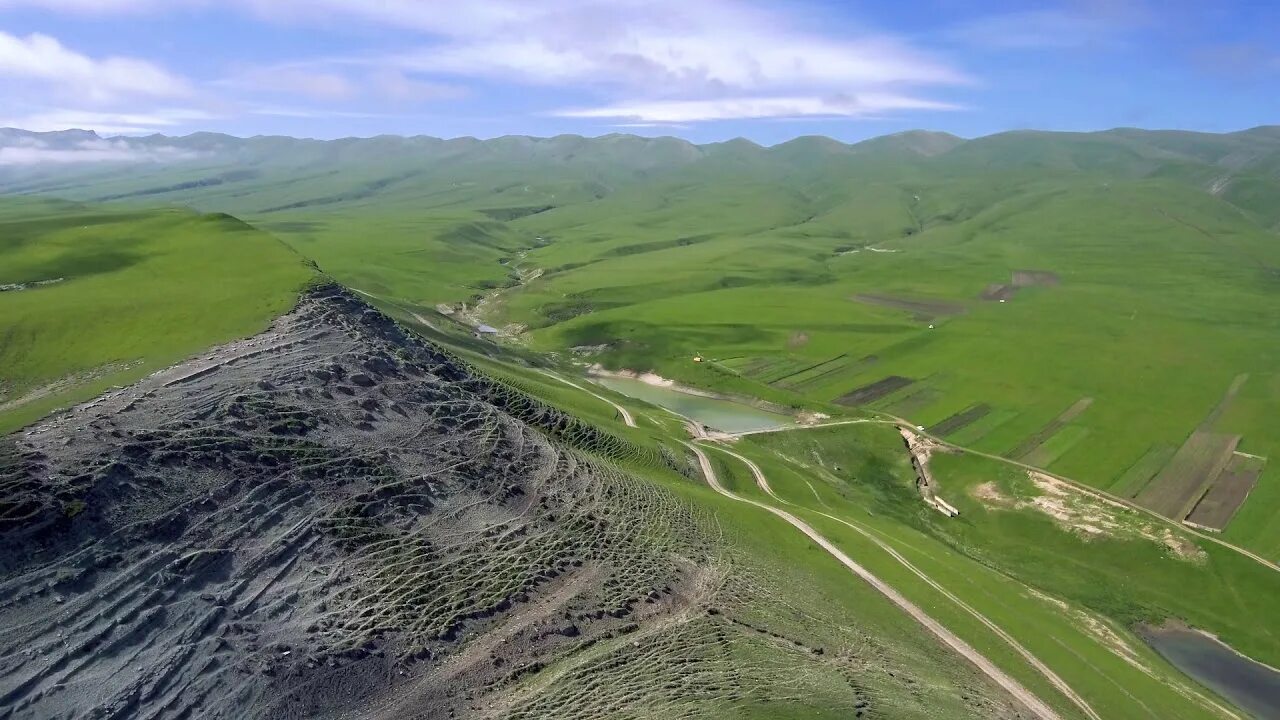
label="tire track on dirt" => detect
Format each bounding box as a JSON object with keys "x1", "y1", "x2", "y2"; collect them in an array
[
  {"x1": 538, "y1": 372, "x2": 636, "y2": 428},
  {"x1": 682, "y1": 441, "x2": 1071, "y2": 720},
  {"x1": 703, "y1": 442, "x2": 1102, "y2": 720}
]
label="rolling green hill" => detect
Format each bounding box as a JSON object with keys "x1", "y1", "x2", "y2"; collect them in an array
[
  {"x1": 4, "y1": 125, "x2": 1280, "y2": 718},
  {"x1": 3, "y1": 125, "x2": 1279, "y2": 557},
  {"x1": 0, "y1": 196, "x2": 314, "y2": 432}
]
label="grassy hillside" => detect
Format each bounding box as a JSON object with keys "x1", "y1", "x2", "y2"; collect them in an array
[
  {"x1": 2, "y1": 126, "x2": 1279, "y2": 557},
  {"x1": 0, "y1": 197, "x2": 314, "y2": 432},
  {"x1": 4, "y1": 124, "x2": 1280, "y2": 716},
  {"x1": 449, "y1": 351, "x2": 1269, "y2": 719}
]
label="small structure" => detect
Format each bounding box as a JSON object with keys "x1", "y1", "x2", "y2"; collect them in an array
[
  {"x1": 473, "y1": 324, "x2": 500, "y2": 340},
  {"x1": 692, "y1": 355, "x2": 704, "y2": 363}
]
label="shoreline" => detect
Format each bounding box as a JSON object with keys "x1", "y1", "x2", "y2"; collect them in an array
[
  {"x1": 1141, "y1": 618, "x2": 1280, "y2": 676},
  {"x1": 585, "y1": 365, "x2": 802, "y2": 417}
]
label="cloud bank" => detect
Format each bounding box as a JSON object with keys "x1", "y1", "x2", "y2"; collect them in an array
[
  {"x1": 0, "y1": 136, "x2": 203, "y2": 165},
  {"x1": 0, "y1": 0, "x2": 972, "y2": 130}
]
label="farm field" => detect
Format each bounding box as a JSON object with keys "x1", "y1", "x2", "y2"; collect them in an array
[{"x1": 1187, "y1": 453, "x2": 1266, "y2": 530}]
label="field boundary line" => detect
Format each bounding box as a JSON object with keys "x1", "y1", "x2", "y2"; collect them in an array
[{"x1": 869, "y1": 411, "x2": 1280, "y2": 575}]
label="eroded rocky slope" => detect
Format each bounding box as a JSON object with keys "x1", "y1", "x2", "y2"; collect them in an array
[
  {"x1": 0, "y1": 287, "x2": 1025, "y2": 720},
  {"x1": 0, "y1": 287, "x2": 717, "y2": 719}
]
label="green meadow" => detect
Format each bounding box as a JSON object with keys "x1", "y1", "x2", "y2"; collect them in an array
[
  {"x1": 3, "y1": 124, "x2": 1280, "y2": 716},
  {"x1": 0, "y1": 197, "x2": 313, "y2": 432},
  {"x1": 4, "y1": 127, "x2": 1277, "y2": 551}
]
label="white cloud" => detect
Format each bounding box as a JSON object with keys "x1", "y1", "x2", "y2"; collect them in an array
[
  {"x1": 218, "y1": 63, "x2": 467, "y2": 105},
  {"x1": 378, "y1": 1, "x2": 967, "y2": 97},
  {"x1": 0, "y1": 136, "x2": 203, "y2": 165},
  {"x1": 0, "y1": 0, "x2": 166, "y2": 10},
  {"x1": 0, "y1": 31, "x2": 188, "y2": 101},
  {"x1": 556, "y1": 94, "x2": 963, "y2": 123},
  {"x1": 368, "y1": 69, "x2": 467, "y2": 103},
  {"x1": 2, "y1": 108, "x2": 216, "y2": 134},
  {"x1": 228, "y1": 66, "x2": 358, "y2": 101},
  {"x1": 0, "y1": 0, "x2": 972, "y2": 125}
]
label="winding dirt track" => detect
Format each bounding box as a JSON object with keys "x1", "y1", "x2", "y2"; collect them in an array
[
  {"x1": 727, "y1": 418, "x2": 890, "y2": 437},
  {"x1": 538, "y1": 372, "x2": 637, "y2": 427},
  {"x1": 681, "y1": 441, "x2": 1069, "y2": 720},
  {"x1": 706, "y1": 443, "x2": 1101, "y2": 720}
]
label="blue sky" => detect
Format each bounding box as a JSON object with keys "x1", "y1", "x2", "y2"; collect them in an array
[{"x1": 0, "y1": 0, "x2": 1275, "y2": 144}]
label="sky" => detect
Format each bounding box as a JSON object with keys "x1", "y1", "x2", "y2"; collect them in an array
[{"x1": 0, "y1": 0, "x2": 1275, "y2": 144}]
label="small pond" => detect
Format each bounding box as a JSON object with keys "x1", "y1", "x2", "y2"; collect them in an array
[
  {"x1": 1139, "y1": 624, "x2": 1280, "y2": 719},
  {"x1": 591, "y1": 376, "x2": 794, "y2": 434}
]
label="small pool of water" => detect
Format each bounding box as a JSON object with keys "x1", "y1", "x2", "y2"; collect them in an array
[
  {"x1": 591, "y1": 377, "x2": 793, "y2": 434},
  {"x1": 1139, "y1": 625, "x2": 1280, "y2": 719}
]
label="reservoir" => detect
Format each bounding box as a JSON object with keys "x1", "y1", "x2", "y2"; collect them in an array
[
  {"x1": 591, "y1": 376, "x2": 794, "y2": 434},
  {"x1": 1139, "y1": 624, "x2": 1280, "y2": 719}
]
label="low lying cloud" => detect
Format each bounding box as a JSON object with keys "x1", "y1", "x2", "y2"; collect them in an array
[
  {"x1": 0, "y1": 136, "x2": 203, "y2": 165},
  {"x1": 557, "y1": 94, "x2": 964, "y2": 124},
  {"x1": 2, "y1": 108, "x2": 218, "y2": 135}
]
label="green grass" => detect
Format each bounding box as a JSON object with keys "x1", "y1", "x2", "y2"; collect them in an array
[
  {"x1": 732, "y1": 423, "x2": 1280, "y2": 718},
  {"x1": 5, "y1": 126, "x2": 1280, "y2": 716},
  {"x1": 8, "y1": 128, "x2": 1280, "y2": 551},
  {"x1": 0, "y1": 197, "x2": 313, "y2": 432},
  {"x1": 468, "y1": 353, "x2": 1277, "y2": 718}
]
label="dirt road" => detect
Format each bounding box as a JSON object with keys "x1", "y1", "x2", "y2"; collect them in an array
[
  {"x1": 726, "y1": 417, "x2": 891, "y2": 438},
  {"x1": 538, "y1": 371, "x2": 637, "y2": 428},
  {"x1": 682, "y1": 442, "x2": 1069, "y2": 720},
  {"x1": 703, "y1": 442, "x2": 1101, "y2": 720}
]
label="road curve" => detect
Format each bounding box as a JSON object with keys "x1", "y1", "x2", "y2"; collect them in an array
[
  {"x1": 704, "y1": 442, "x2": 1102, "y2": 720},
  {"x1": 537, "y1": 371, "x2": 637, "y2": 428},
  {"x1": 682, "y1": 442, "x2": 1068, "y2": 720}
]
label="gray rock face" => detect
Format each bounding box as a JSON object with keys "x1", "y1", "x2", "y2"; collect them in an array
[{"x1": 0, "y1": 286, "x2": 707, "y2": 719}]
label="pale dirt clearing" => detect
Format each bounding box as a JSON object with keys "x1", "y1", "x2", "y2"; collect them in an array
[
  {"x1": 971, "y1": 471, "x2": 1208, "y2": 562},
  {"x1": 872, "y1": 411, "x2": 1280, "y2": 576}
]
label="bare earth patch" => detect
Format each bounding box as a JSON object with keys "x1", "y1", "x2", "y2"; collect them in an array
[{"x1": 969, "y1": 471, "x2": 1207, "y2": 562}]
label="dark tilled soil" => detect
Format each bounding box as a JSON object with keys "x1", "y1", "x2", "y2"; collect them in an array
[
  {"x1": 930, "y1": 404, "x2": 992, "y2": 436},
  {"x1": 0, "y1": 286, "x2": 710, "y2": 720},
  {"x1": 1186, "y1": 454, "x2": 1265, "y2": 530},
  {"x1": 834, "y1": 376, "x2": 915, "y2": 407},
  {"x1": 851, "y1": 294, "x2": 966, "y2": 321},
  {"x1": 979, "y1": 284, "x2": 1017, "y2": 301}
]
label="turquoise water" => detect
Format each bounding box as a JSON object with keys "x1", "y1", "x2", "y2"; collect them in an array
[
  {"x1": 1139, "y1": 625, "x2": 1280, "y2": 719},
  {"x1": 592, "y1": 377, "x2": 793, "y2": 434}
]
